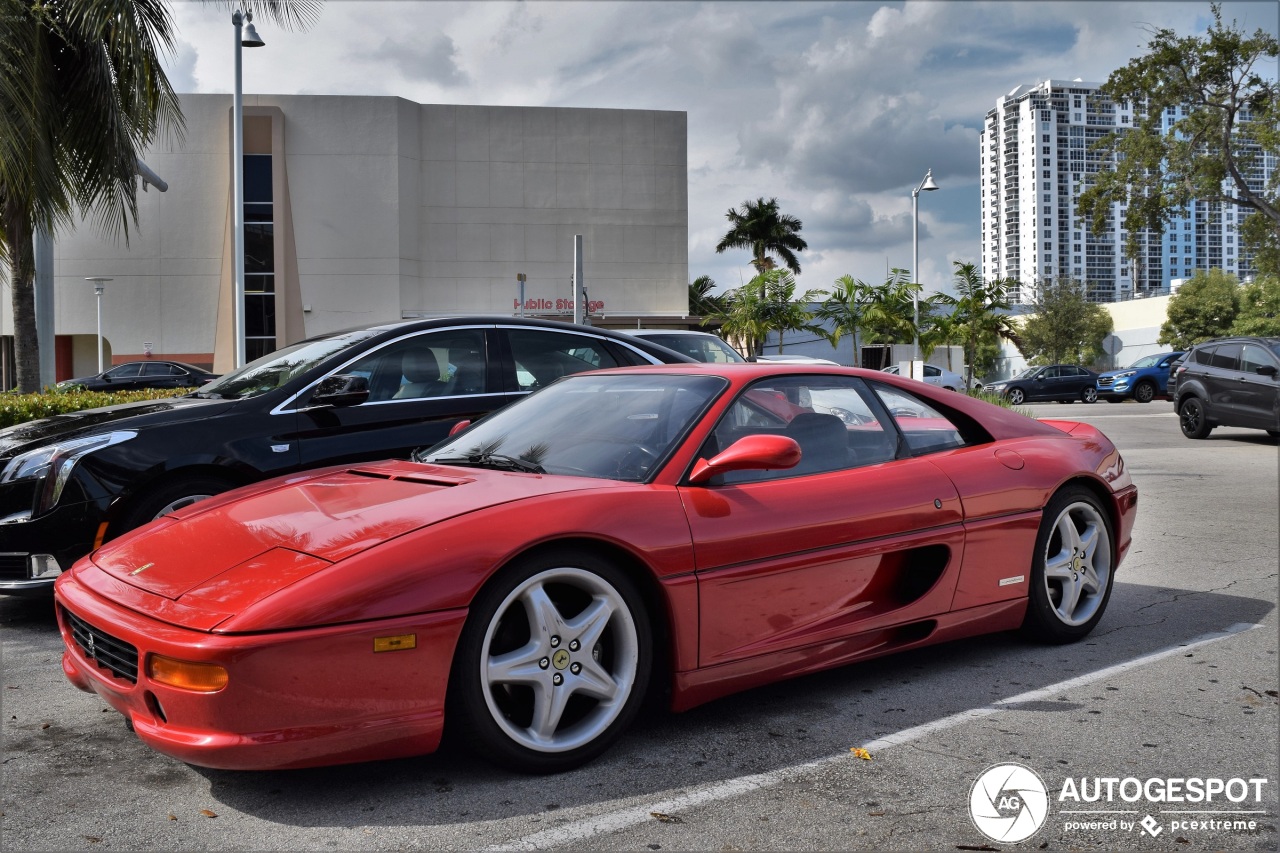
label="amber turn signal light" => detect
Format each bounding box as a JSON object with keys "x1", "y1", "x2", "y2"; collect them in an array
[{"x1": 147, "y1": 655, "x2": 229, "y2": 692}]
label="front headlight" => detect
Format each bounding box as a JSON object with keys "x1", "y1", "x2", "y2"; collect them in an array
[
  {"x1": 1114, "y1": 371, "x2": 1136, "y2": 380},
  {"x1": 0, "y1": 431, "x2": 136, "y2": 514}
]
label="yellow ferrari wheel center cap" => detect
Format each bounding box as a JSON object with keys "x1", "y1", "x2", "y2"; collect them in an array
[{"x1": 552, "y1": 649, "x2": 571, "y2": 670}]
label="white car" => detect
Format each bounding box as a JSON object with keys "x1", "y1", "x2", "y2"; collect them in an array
[
  {"x1": 753, "y1": 354, "x2": 841, "y2": 365},
  {"x1": 616, "y1": 329, "x2": 747, "y2": 363},
  {"x1": 880, "y1": 363, "x2": 968, "y2": 391}
]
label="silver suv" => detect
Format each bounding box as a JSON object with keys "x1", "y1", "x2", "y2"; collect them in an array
[{"x1": 1171, "y1": 336, "x2": 1280, "y2": 439}]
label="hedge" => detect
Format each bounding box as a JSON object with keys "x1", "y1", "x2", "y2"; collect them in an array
[{"x1": 0, "y1": 388, "x2": 189, "y2": 430}]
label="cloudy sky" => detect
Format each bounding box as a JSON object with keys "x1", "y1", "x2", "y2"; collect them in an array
[{"x1": 162, "y1": 0, "x2": 1277, "y2": 298}]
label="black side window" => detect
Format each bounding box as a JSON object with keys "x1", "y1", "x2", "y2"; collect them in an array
[
  {"x1": 343, "y1": 329, "x2": 488, "y2": 403},
  {"x1": 1193, "y1": 346, "x2": 1215, "y2": 365},
  {"x1": 1210, "y1": 343, "x2": 1241, "y2": 370},
  {"x1": 1240, "y1": 344, "x2": 1275, "y2": 374},
  {"x1": 106, "y1": 363, "x2": 142, "y2": 378},
  {"x1": 508, "y1": 330, "x2": 622, "y2": 392}
]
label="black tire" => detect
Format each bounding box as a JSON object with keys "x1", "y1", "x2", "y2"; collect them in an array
[
  {"x1": 1132, "y1": 381, "x2": 1156, "y2": 404},
  {"x1": 118, "y1": 474, "x2": 234, "y2": 533},
  {"x1": 1006, "y1": 387, "x2": 1026, "y2": 406},
  {"x1": 1081, "y1": 387, "x2": 1098, "y2": 404},
  {"x1": 1178, "y1": 397, "x2": 1213, "y2": 439},
  {"x1": 448, "y1": 548, "x2": 652, "y2": 773},
  {"x1": 1022, "y1": 486, "x2": 1116, "y2": 643}
]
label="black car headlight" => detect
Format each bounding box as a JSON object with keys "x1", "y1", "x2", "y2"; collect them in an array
[{"x1": 0, "y1": 431, "x2": 136, "y2": 516}]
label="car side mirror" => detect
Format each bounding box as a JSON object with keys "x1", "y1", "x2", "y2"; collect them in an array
[
  {"x1": 687, "y1": 435, "x2": 801, "y2": 485},
  {"x1": 310, "y1": 374, "x2": 370, "y2": 408},
  {"x1": 1257, "y1": 364, "x2": 1278, "y2": 377}
]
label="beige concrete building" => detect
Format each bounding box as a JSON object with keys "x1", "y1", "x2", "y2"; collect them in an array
[{"x1": 2, "y1": 93, "x2": 690, "y2": 383}]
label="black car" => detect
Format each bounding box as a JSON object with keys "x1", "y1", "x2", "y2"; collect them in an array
[
  {"x1": 983, "y1": 364, "x2": 1100, "y2": 404},
  {"x1": 0, "y1": 317, "x2": 692, "y2": 594},
  {"x1": 56, "y1": 360, "x2": 219, "y2": 392},
  {"x1": 1171, "y1": 336, "x2": 1280, "y2": 440}
]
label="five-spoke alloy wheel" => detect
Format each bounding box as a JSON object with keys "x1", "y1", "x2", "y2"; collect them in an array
[
  {"x1": 450, "y1": 549, "x2": 652, "y2": 772},
  {"x1": 1023, "y1": 487, "x2": 1115, "y2": 643}
]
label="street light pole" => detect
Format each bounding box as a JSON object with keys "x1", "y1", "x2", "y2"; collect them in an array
[
  {"x1": 232, "y1": 10, "x2": 264, "y2": 370},
  {"x1": 85, "y1": 277, "x2": 113, "y2": 373},
  {"x1": 911, "y1": 168, "x2": 939, "y2": 365}
]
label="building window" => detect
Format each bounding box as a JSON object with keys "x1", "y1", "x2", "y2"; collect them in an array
[{"x1": 243, "y1": 154, "x2": 275, "y2": 362}]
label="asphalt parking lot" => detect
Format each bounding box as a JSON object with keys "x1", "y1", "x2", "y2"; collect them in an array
[{"x1": 2, "y1": 401, "x2": 1276, "y2": 852}]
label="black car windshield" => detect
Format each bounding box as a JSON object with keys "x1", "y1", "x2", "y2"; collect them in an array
[
  {"x1": 195, "y1": 331, "x2": 378, "y2": 399},
  {"x1": 421, "y1": 373, "x2": 727, "y2": 481},
  {"x1": 1013, "y1": 367, "x2": 1040, "y2": 380}
]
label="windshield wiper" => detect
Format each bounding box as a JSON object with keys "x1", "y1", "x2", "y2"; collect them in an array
[{"x1": 423, "y1": 453, "x2": 544, "y2": 474}]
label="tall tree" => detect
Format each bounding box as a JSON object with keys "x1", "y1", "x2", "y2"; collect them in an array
[
  {"x1": 1230, "y1": 275, "x2": 1280, "y2": 337},
  {"x1": 812, "y1": 274, "x2": 873, "y2": 365},
  {"x1": 0, "y1": 0, "x2": 319, "y2": 392},
  {"x1": 933, "y1": 262, "x2": 1024, "y2": 389},
  {"x1": 710, "y1": 269, "x2": 820, "y2": 356},
  {"x1": 1019, "y1": 277, "x2": 1114, "y2": 366},
  {"x1": 1158, "y1": 268, "x2": 1242, "y2": 347},
  {"x1": 855, "y1": 269, "x2": 919, "y2": 368},
  {"x1": 1077, "y1": 4, "x2": 1280, "y2": 277},
  {"x1": 714, "y1": 197, "x2": 808, "y2": 274}
]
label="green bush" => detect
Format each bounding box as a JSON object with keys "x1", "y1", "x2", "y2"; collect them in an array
[{"x1": 0, "y1": 388, "x2": 188, "y2": 430}]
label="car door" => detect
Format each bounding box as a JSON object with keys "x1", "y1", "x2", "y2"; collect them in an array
[
  {"x1": 1204, "y1": 342, "x2": 1243, "y2": 421},
  {"x1": 678, "y1": 375, "x2": 966, "y2": 668},
  {"x1": 292, "y1": 326, "x2": 503, "y2": 469},
  {"x1": 141, "y1": 362, "x2": 183, "y2": 388},
  {"x1": 1234, "y1": 343, "x2": 1280, "y2": 429},
  {"x1": 1029, "y1": 366, "x2": 1059, "y2": 400}
]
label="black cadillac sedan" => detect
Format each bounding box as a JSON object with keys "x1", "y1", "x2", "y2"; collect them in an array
[{"x1": 0, "y1": 317, "x2": 690, "y2": 594}]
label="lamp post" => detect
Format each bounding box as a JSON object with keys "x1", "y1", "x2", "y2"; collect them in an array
[
  {"x1": 232, "y1": 9, "x2": 264, "y2": 369},
  {"x1": 85, "y1": 277, "x2": 112, "y2": 373},
  {"x1": 911, "y1": 168, "x2": 939, "y2": 365}
]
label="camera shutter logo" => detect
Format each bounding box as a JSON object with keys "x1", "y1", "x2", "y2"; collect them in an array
[{"x1": 969, "y1": 763, "x2": 1049, "y2": 843}]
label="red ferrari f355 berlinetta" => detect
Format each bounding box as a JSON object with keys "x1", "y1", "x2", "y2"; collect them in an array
[{"x1": 55, "y1": 364, "x2": 1136, "y2": 773}]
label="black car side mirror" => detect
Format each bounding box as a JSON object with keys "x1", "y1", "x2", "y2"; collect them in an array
[
  {"x1": 1257, "y1": 364, "x2": 1278, "y2": 377},
  {"x1": 310, "y1": 374, "x2": 370, "y2": 408}
]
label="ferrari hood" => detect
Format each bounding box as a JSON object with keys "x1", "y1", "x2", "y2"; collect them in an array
[{"x1": 90, "y1": 461, "x2": 604, "y2": 612}]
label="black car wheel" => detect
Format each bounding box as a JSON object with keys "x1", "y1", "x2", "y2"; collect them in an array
[
  {"x1": 1179, "y1": 397, "x2": 1213, "y2": 439},
  {"x1": 1006, "y1": 387, "x2": 1026, "y2": 406},
  {"x1": 1022, "y1": 486, "x2": 1115, "y2": 643},
  {"x1": 1081, "y1": 387, "x2": 1098, "y2": 404},
  {"x1": 118, "y1": 475, "x2": 235, "y2": 533},
  {"x1": 1132, "y1": 381, "x2": 1156, "y2": 404},
  {"x1": 449, "y1": 548, "x2": 652, "y2": 773}
]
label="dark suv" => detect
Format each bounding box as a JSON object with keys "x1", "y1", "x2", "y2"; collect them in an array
[
  {"x1": 0, "y1": 317, "x2": 691, "y2": 594},
  {"x1": 1171, "y1": 336, "x2": 1280, "y2": 440}
]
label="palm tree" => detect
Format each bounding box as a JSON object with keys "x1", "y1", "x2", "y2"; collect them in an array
[
  {"x1": 813, "y1": 274, "x2": 873, "y2": 365},
  {"x1": 715, "y1": 197, "x2": 808, "y2": 274},
  {"x1": 688, "y1": 274, "x2": 725, "y2": 316},
  {"x1": 710, "y1": 269, "x2": 821, "y2": 355},
  {"x1": 858, "y1": 269, "x2": 920, "y2": 368},
  {"x1": 947, "y1": 261, "x2": 1023, "y2": 388},
  {"x1": 0, "y1": 0, "x2": 319, "y2": 392}
]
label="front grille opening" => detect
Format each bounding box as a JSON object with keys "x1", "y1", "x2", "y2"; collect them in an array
[
  {"x1": 64, "y1": 609, "x2": 139, "y2": 684},
  {"x1": 144, "y1": 691, "x2": 167, "y2": 723}
]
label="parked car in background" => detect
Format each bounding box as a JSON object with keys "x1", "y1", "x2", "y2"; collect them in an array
[
  {"x1": 1170, "y1": 336, "x2": 1280, "y2": 439},
  {"x1": 56, "y1": 361, "x2": 218, "y2": 393},
  {"x1": 984, "y1": 364, "x2": 1100, "y2": 404},
  {"x1": 617, "y1": 329, "x2": 746, "y2": 363},
  {"x1": 55, "y1": 363, "x2": 1136, "y2": 773},
  {"x1": 753, "y1": 354, "x2": 841, "y2": 365},
  {"x1": 0, "y1": 317, "x2": 693, "y2": 595},
  {"x1": 1095, "y1": 351, "x2": 1185, "y2": 403},
  {"x1": 880, "y1": 363, "x2": 967, "y2": 391}
]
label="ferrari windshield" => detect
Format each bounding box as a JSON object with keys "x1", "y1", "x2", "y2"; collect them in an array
[{"x1": 421, "y1": 373, "x2": 727, "y2": 481}]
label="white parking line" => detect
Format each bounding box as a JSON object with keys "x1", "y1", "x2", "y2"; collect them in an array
[{"x1": 491, "y1": 622, "x2": 1260, "y2": 851}]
